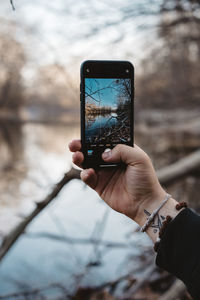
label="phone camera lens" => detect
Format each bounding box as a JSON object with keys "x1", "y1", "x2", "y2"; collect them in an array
[
  {"x1": 86, "y1": 68, "x2": 90, "y2": 73},
  {"x1": 126, "y1": 69, "x2": 129, "y2": 73}
]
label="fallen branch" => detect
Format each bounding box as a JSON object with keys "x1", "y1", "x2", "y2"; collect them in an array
[
  {"x1": 0, "y1": 167, "x2": 80, "y2": 262},
  {"x1": 26, "y1": 232, "x2": 131, "y2": 248},
  {"x1": 157, "y1": 149, "x2": 200, "y2": 185}
]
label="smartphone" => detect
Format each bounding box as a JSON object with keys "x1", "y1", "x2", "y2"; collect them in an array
[{"x1": 80, "y1": 60, "x2": 134, "y2": 169}]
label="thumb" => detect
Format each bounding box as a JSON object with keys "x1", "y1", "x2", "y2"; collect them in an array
[{"x1": 102, "y1": 144, "x2": 149, "y2": 166}]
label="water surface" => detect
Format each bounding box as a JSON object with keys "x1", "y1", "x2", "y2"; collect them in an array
[{"x1": 0, "y1": 122, "x2": 152, "y2": 297}]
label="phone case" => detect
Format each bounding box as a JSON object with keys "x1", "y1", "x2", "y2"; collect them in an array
[{"x1": 80, "y1": 60, "x2": 134, "y2": 169}]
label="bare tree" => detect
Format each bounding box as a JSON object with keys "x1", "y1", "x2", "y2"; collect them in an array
[{"x1": 0, "y1": 20, "x2": 25, "y2": 114}]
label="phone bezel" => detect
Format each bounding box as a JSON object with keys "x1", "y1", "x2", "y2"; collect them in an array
[{"x1": 80, "y1": 60, "x2": 134, "y2": 169}]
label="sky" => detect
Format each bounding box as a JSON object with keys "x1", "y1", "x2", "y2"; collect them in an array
[
  {"x1": 85, "y1": 78, "x2": 130, "y2": 107},
  {"x1": 0, "y1": 0, "x2": 162, "y2": 79}
]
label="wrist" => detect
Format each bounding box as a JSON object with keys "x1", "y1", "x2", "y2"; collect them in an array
[
  {"x1": 133, "y1": 186, "x2": 167, "y2": 227},
  {"x1": 129, "y1": 188, "x2": 186, "y2": 244},
  {"x1": 145, "y1": 197, "x2": 183, "y2": 243}
]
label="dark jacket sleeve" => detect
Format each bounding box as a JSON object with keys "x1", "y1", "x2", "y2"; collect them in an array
[{"x1": 156, "y1": 208, "x2": 200, "y2": 300}]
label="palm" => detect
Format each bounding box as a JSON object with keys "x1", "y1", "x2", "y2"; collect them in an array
[{"x1": 94, "y1": 164, "x2": 146, "y2": 216}]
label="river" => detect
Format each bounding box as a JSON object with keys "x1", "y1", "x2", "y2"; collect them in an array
[
  {"x1": 86, "y1": 112, "x2": 118, "y2": 140},
  {"x1": 0, "y1": 0, "x2": 160, "y2": 296},
  {"x1": 0, "y1": 122, "x2": 153, "y2": 298}
]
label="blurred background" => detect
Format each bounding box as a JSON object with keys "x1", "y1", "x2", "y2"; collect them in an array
[{"x1": 0, "y1": 0, "x2": 199, "y2": 299}]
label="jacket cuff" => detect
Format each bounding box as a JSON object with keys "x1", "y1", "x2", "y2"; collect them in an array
[{"x1": 156, "y1": 208, "x2": 200, "y2": 299}]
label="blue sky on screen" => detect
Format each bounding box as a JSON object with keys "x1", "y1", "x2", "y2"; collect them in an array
[{"x1": 85, "y1": 78, "x2": 121, "y2": 107}]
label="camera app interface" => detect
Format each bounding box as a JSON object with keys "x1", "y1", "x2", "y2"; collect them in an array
[{"x1": 85, "y1": 78, "x2": 132, "y2": 157}]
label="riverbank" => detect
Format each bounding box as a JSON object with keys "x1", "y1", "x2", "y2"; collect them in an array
[{"x1": 0, "y1": 107, "x2": 79, "y2": 126}]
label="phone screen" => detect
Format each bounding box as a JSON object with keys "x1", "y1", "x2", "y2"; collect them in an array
[
  {"x1": 81, "y1": 61, "x2": 134, "y2": 168},
  {"x1": 85, "y1": 78, "x2": 132, "y2": 156}
]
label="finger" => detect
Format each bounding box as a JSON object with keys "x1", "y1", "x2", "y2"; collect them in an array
[
  {"x1": 95, "y1": 168, "x2": 117, "y2": 196},
  {"x1": 72, "y1": 151, "x2": 84, "y2": 168},
  {"x1": 68, "y1": 139, "x2": 81, "y2": 152},
  {"x1": 81, "y1": 168, "x2": 98, "y2": 190},
  {"x1": 102, "y1": 144, "x2": 149, "y2": 166}
]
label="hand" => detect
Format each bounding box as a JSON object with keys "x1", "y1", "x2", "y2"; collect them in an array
[{"x1": 68, "y1": 140, "x2": 166, "y2": 226}]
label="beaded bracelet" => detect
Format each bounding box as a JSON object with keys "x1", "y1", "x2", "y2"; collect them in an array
[{"x1": 154, "y1": 201, "x2": 188, "y2": 252}]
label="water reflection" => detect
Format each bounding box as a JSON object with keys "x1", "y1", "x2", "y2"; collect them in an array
[
  {"x1": 0, "y1": 121, "x2": 24, "y2": 171},
  {"x1": 86, "y1": 112, "x2": 118, "y2": 129},
  {"x1": 0, "y1": 122, "x2": 79, "y2": 233},
  {"x1": 86, "y1": 110, "x2": 131, "y2": 145},
  {"x1": 0, "y1": 121, "x2": 27, "y2": 215},
  {"x1": 0, "y1": 121, "x2": 151, "y2": 298}
]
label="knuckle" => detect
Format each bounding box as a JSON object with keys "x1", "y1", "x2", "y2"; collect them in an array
[
  {"x1": 142, "y1": 152, "x2": 151, "y2": 164},
  {"x1": 114, "y1": 144, "x2": 124, "y2": 152}
]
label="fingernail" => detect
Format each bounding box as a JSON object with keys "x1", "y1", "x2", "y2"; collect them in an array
[
  {"x1": 102, "y1": 148, "x2": 112, "y2": 159},
  {"x1": 82, "y1": 170, "x2": 89, "y2": 180}
]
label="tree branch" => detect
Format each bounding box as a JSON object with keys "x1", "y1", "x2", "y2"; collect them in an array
[
  {"x1": 10, "y1": 0, "x2": 15, "y2": 10},
  {"x1": 26, "y1": 232, "x2": 130, "y2": 248},
  {"x1": 0, "y1": 167, "x2": 80, "y2": 262},
  {"x1": 157, "y1": 149, "x2": 200, "y2": 185}
]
